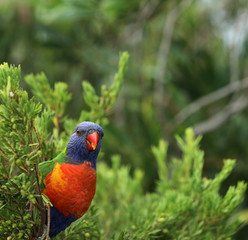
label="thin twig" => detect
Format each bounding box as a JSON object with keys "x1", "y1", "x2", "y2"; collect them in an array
[
  {"x1": 9, "y1": 179, "x2": 21, "y2": 190},
  {"x1": 46, "y1": 203, "x2": 51, "y2": 240},
  {"x1": 0, "y1": 147, "x2": 7, "y2": 156},
  {"x1": 4, "y1": 138, "x2": 16, "y2": 153},
  {"x1": 17, "y1": 165, "x2": 28, "y2": 174}
]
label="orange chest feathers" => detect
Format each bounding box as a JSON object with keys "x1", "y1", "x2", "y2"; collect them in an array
[{"x1": 43, "y1": 162, "x2": 96, "y2": 218}]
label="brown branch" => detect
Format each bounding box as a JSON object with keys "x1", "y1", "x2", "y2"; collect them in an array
[
  {"x1": 46, "y1": 203, "x2": 51, "y2": 240},
  {"x1": 9, "y1": 179, "x2": 21, "y2": 191},
  {"x1": 193, "y1": 96, "x2": 248, "y2": 135},
  {"x1": 175, "y1": 77, "x2": 248, "y2": 124},
  {"x1": 0, "y1": 147, "x2": 7, "y2": 156},
  {"x1": 17, "y1": 165, "x2": 28, "y2": 174},
  {"x1": 34, "y1": 202, "x2": 44, "y2": 212}
]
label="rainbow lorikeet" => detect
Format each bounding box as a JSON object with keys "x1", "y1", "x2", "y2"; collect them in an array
[{"x1": 39, "y1": 121, "x2": 104, "y2": 237}]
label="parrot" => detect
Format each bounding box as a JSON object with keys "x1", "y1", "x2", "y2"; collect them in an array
[{"x1": 38, "y1": 121, "x2": 104, "y2": 237}]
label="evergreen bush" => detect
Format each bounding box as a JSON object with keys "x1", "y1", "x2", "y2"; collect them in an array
[{"x1": 0, "y1": 52, "x2": 247, "y2": 239}]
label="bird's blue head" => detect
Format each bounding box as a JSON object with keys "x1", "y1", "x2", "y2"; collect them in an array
[{"x1": 66, "y1": 121, "x2": 104, "y2": 170}]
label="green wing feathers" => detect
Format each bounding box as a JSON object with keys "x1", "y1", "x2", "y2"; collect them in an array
[{"x1": 39, "y1": 148, "x2": 67, "y2": 189}]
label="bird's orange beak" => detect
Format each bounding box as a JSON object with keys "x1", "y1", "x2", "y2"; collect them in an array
[{"x1": 86, "y1": 131, "x2": 99, "y2": 151}]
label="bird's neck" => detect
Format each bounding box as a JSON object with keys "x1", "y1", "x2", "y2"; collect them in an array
[{"x1": 66, "y1": 148, "x2": 98, "y2": 170}]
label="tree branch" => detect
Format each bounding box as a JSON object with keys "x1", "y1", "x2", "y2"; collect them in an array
[
  {"x1": 175, "y1": 14, "x2": 248, "y2": 129},
  {"x1": 46, "y1": 203, "x2": 51, "y2": 240},
  {"x1": 193, "y1": 96, "x2": 248, "y2": 135},
  {"x1": 175, "y1": 77, "x2": 248, "y2": 124}
]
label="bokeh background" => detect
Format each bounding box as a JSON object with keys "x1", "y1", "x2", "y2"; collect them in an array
[{"x1": 1, "y1": 0, "x2": 248, "y2": 239}]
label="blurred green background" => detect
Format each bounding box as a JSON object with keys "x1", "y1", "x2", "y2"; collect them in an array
[{"x1": 1, "y1": 0, "x2": 248, "y2": 239}]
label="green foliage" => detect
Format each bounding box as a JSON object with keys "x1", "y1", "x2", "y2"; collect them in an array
[
  {"x1": 25, "y1": 72, "x2": 72, "y2": 131},
  {"x1": 0, "y1": 53, "x2": 129, "y2": 239},
  {"x1": 94, "y1": 129, "x2": 247, "y2": 240},
  {"x1": 24, "y1": 72, "x2": 72, "y2": 144},
  {"x1": 80, "y1": 52, "x2": 129, "y2": 126},
  {"x1": 0, "y1": 63, "x2": 44, "y2": 239},
  {"x1": 54, "y1": 129, "x2": 247, "y2": 240},
  {"x1": 2, "y1": 2, "x2": 248, "y2": 224},
  {"x1": 23, "y1": 52, "x2": 129, "y2": 155},
  {"x1": 0, "y1": 58, "x2": 247, "y2": 239},
  {"x1": 1, "y1": 1, "x2": 248, "y2": 238}
]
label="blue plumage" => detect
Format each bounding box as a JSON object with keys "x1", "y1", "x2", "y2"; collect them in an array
[
  {"x1": 48, "y1": 207, "x2": 77, "y2": 237},
  {"x1": 66, "y1": 122, "x2": 104, "y2": 170}
]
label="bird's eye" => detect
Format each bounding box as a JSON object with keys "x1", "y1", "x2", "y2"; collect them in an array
[
  {"x1": 76, "y1": 130, "x2": 81, "y2": 136},
  {"x1": 76, "y1": 129, "x2": 86, "y2": 136}
]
